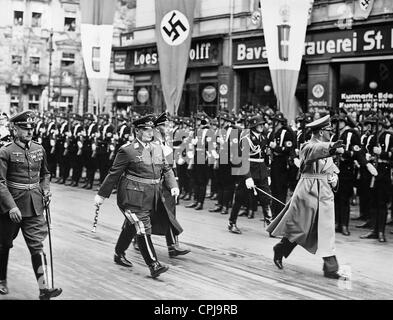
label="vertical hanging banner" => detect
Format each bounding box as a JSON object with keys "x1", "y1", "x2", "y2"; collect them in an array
[
  {"x1": 155, "y1": 0, "x2": 196, "y2": 115},
  {"x1": 80, "y1": 0, "x2": 117, "y2": 113},
  {"x1": 260, "y1": 0, "x2": 313, "y2": 122}
]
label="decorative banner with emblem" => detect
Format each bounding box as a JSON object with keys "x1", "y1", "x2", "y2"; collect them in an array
[
  {"x1": 260, "y1": 0, "x2": 313, "y2": 122},
  {"x1": 155, "y1": 0, "x2": 196, "y2": 115},
  {"x1": 80, "y1": 0, "x2": 117, "y2": 114},
  {"x1": 354, "y1": 0, "x2": 374, "y2": 20}
]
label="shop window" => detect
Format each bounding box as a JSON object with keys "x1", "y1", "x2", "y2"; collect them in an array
[
  {"x1": 30, "y1": 57, "x2": 40, "y2": 71},
  {"x1": 64, "y1": 17, "x2": 76, "y2": 32},
  {"x1": 32, "y1": 12, "x2": 42, "y2": 27},
  {"x1": 28, "y1": 94, "x2": 40, "y2": 111},
  {"x1": 339, "y1": 63, "x2": 365, "y2": 93},
  {"x1": 61, "y1": 52, "x2": 75, "y2": 68},
  {"x1": 12, "y1": 55, "x2": 22, "y2": 66},
  {"x1": 14, "y1": 11, "x2": 23, "y2": 26}
]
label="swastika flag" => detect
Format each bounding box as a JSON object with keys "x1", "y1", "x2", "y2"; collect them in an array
[
  {"x1": 80, "y1": 0, "x2": 117, "y2": 113},
  {"x1": 155, "y1": 0, "x2": 196, "y2": 115}
]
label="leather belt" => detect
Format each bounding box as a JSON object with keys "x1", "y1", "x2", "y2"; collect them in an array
[
  {"x1": 249, "y1": 158, "x2": 264, "y2": 163},
  {"x1": 300, "y1": 173, "x2": 328, "y2": 180},
  {"x1": 124, "y1": 174, "x2": 161, "y2": 185},
  {"x1": 7, "y1": 181, "x2": 40, "y2": 190}
]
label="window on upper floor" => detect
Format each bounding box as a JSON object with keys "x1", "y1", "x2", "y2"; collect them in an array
[
  {"x1": 14, "y1": 11, "x2": 23, "y2": 26},
  {"x1": 61, "y1": 52, "x2": 75, "y2": 68},
  {"x1": 64, "y1": 17, "x2": 76, "y2": 32},
  {"x1": 32, "y1": 12, "x2": 42, "y2": 28},
  {"x1": 12, "y1": 55, "x2": 22, "y2": 66},
  {"x1": 30, "y1": 57, "x2": 40, "y2": 71}
]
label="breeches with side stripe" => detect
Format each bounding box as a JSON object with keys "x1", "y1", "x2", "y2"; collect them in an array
[{"x1": 121, "y1": 209, "x2": 152, "y2": 235}]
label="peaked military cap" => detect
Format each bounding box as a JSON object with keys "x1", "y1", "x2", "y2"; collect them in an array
[
  {"x1": 57, "y1": 112, "x2": 68, "y2": 119},
  {"x1": 84, "y1": 113, "x2": 96, "y2": 122},
  {"x1": 98, "y1": 113, "x2": 110, "y2": 121},
  {"x1": 70, "y1": 113, "x2": 83, "y2": 122},
  {"x1": 248, "y1": 115, "x2": 265, "y2": 129},
  {"x1": 9, "y1": 110, "x2": 36, "y2": 129},
  {"x1": 220, "y1": 112, "x2": 235, "y2": 123},
  {"x1": 154, "y1": 112, "x2": 168, "y2": 126},
  {"x1": 306, "y1": 114, "x2": 331, "y2": 131},
  {"x1": 273, "y1": 111, "x2": 287, "y2": 123},
  {"x1": 133, "y1": 114, "x2": 156, "y2": 128}
]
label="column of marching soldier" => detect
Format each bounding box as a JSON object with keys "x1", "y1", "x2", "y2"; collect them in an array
[{"x1": 1, "y1": 107, "x2": 393, "y2": 244}]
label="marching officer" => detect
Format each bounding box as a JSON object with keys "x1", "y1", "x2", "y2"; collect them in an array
[
  {"x1": 269, "y1": 112, "x2": 295, "y2": 219},
  {"x1": 228, "y1": 115, "x2": 271, "y2": 234},
  {"x1": 0, "y1": 110, "x2": 62, "y2": 299},
  {"x1": 94, "y1": 114, "x2": 181, "y2": 278}
]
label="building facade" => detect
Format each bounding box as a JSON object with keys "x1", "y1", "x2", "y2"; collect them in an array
[
  {"x1": 0, "y1": 0, "x2": 134, "y2": 117},
  {"x1": 113, "y1": 0, "x2": 393, "y2": 118}
]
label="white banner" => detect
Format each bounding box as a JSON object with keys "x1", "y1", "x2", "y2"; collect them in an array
[{"x1": 261, "y1": 0, "x2": 311, "y2": 71}]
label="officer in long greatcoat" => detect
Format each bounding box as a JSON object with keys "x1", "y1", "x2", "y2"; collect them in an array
[
  {"x1": 0, "y1": 110, "x2": 62, "y2": 299},
  {"x1": 94, "y1": 115, "x2": 182, "y2": 278},
  {"x1": 267, "y1": 115, "x2": 347, "y2": 279}
]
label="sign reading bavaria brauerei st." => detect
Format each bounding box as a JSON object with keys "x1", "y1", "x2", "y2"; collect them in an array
[
  {"x1": 114, "y1": 38, "x2": 222, "y2": 72},
  {"x1": 232, "y1": 24, "x2": 393, "y2": 65}
]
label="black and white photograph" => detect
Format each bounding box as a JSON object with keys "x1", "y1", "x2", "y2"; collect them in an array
[{"x1": 0, "y1": 0, "x2": 393, "y2": 309}]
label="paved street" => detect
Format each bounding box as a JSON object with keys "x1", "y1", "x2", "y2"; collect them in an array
[{"x1": 1, "y1": 183, "x2": 393, "y2": 300}]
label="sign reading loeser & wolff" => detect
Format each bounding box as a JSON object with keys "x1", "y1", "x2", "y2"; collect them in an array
[{"x1": 114, "y1": 38, "x2": 222, "y2": 72}]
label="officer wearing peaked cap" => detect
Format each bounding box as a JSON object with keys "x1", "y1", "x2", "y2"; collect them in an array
[
  {"x1": 267, "y1": 114, "x2": 347, "y2": 280},
  {"x1": 94, "y1": 114, "x2": 183, "y2": 278},
  {"x1": 0, "y1": 110, "x2": 62, "y2": 299}
]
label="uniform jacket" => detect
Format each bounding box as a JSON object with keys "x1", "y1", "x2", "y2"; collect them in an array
[
  {"x1": 0, "y1": 140, "x2": 50, "y2": 216},
  {"x1": 98, "y1": 138, "x2": 182, "y2": 236},
  {"x1": 267, "y1": 137, "x2": 339, "y2": 257}
]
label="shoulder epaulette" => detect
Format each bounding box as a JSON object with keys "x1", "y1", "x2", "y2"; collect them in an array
[
  {"x1": 120, "y1": 141, "x2": 131, "y2": 149},
  {"x1": 2, "y1": 141, "x2": 12, "y2": 148},
  {"x1": 32, "y1": 140, "x2": 41, "y2": 145}
]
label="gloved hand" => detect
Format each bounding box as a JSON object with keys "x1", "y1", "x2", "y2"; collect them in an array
[
  {"x1": 191, "y1": 138, "x2": 198, "y2": 145},
  {"x1": 336, "y1": 147, "x2": 345, "y2": 154},
  {"x1": 9, "y1": 207, "x2": 22, "y2": 223},
  {"x1": 171, "y1": 187, "x2": 180, "y2": 197},
  {"x1": 366, "y1": 163, "x2": 378, "y2": 176},
  {"x1": 43, "y1": 190, "x2": 52, "y2": 207},
  {"x1": 245, "y1": 177, "x2": 255, "y2": 189},
  {"x1": 327, "y1": 173, "x2": 338, "y2": 188},
  {"x1": 294, "y1": 157, "x2": 301, "y2": 168},
  {"x1": 269, "y1": 141, "x2": 277, "y2": 149},
  {"x1": 330, "y1": 140, "x2": 344, "y2": 149},
  {"x1": 94, "y1": 194, "x2": 105, "y2": 207},
  {"x1": 373, "y1": 146, "x2": 382, "y2": 155}
]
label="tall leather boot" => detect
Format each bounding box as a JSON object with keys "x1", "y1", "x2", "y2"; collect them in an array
[
  {"x1": 322, "y1": 256, "x2": 340, "y2": 279},
  {"x1": 0, "y1": 249, "x2": 9, "y2": 295},
  {"x1": 137, "y1": 235, "x2": 168, "y2": 278},
  {"x1": 31, "y1": 253, "x2": 62, "y2": 300}
]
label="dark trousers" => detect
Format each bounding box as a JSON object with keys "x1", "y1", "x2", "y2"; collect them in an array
[
  {"x1": 177, "y1": 163, "x2": 190, "y2": 194},
  {"x1": 71, "y1": 154, "x2": 84, "y2": 184},
  {"x1": 369, "y1": 164, "x2": 391, "y2": 234},
  {"x1": 193, "y1": 164, "x2": 209, "y2": 204},
  {"x1": 250, "y1": 178, "x2": 271, "y2": 217},
  {"x1": 61, "y1": 153, "x2": 72, "y2": 182},
  {"x1": 216, "y1": 164, "x2": 235, "y2": 208},
  {"x1": 358, "y1": 168, "x2": 373, "y2": 220},
  {"x1": 334, "y1": 177, "x2": 353, "y2": 228},
  {"x1": 271, "y1": 158, "x2": 288, "y2": 218},
  {"x1": 97, "y1": 153, "x2": 110, "y2": 184},
  {"x1": 229, "y1": 180, "x2": 250, "y2": 225},
  {"x1": 276, "y1": 237, "x2": 339, "y2": 273}
]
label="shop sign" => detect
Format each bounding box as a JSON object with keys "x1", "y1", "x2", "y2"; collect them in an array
[
  {"x1": 233, "y1": 25, "x2": 393, "y2": 65},
  {"x1": 308, "y1": 80, "x2": 328, "y2": 110},
  {"x1": 338, "y1": 92, "x2": 393, "y2": 112},
  {"x1": 233, "y1": 38, "x2": 268, "y2": 65},
  {"x1": 305, "y1": 25, "x2": 393, "y2": 59},
  {"x1": 202, "y1": 85, "x2": 217, "y2": 103},
  {"x1": 116, "y1": 95, "x2": 133, "y2": 103},
  {"x1": 116, "y1": 38, "x2": 222, "y2": 72},
  {"x1": 114, "y1": 52, "x2": 127, "y2": 70},
  {"x1": 137, "y1": 87, "x2": 149, "y2": 104},
  {"x1": 219, "y1": 84, "x2": 228, "y2": 96}
]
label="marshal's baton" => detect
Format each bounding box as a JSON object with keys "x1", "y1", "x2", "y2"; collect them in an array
[
  {"x1": 92, "y1": 205, "x2": 100, "y2": 233},
  {"x1": 253, "y1": 186, "x2": 285, "y2": 206},
  {"x1": 44, "y1": 203, "x2": 54, "y2": 288}
]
